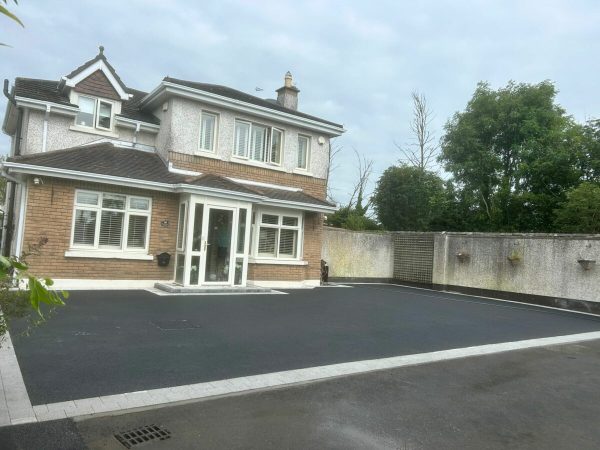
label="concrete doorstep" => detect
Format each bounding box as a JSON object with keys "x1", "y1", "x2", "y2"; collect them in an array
[{"x1": 2, "y1": 330, "x2": 600, "y2": 426}]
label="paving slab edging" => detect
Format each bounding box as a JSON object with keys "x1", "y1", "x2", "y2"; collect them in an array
[
  {"x1": 7, "y1": 330, "x2": 600, "y2": 426},
  {"x1": 0, "y1": 331, "x2": 36, "y2": 426}
]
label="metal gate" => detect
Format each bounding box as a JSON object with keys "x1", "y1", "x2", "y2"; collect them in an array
[{"x1": 393, "y1": 233, "x2": 435, "y2": 284}]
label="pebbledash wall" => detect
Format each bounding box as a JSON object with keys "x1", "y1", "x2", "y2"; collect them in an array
[
  {"x1": 21, "y1": 176, "x2": 323, "y2": 283},
  {"x1": 322, "y1": 227, "x2": 600, "y2": 303}
]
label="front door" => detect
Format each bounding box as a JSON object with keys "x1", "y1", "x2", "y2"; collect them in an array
[
  {"x1": 187, "y1": 204, "x2": 236, "y2": 286},
  {"x1": 203, "y1": 207, "x2": 234, "y2": 284},
  {"x1": 176, "y1": 196, "x2": 251, "y2": 287}
]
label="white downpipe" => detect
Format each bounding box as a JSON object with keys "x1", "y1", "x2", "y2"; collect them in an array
[
  {"x1": 14, "y1": 183, "x2": 27, "y2": 258},
  {"x1": 133, "y1": 121, "x2": 141, "y2": 146},
  {"x1": 41, "y1": 105, "x2": 51, "y2": 152}
]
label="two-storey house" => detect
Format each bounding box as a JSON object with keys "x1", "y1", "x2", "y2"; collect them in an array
[{"x1": 0, "y1": 48, "x2": 344, "y2": 290}]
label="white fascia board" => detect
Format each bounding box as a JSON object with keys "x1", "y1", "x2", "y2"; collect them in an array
[
  {"x1": 1, "y1": 162, "x2": 336, "y2": 212},
  {"x1": 226, "y1": 176, "x2": 302, "y2": 192},
  {"x1": 62, "y1": 60, "x2": 130, "y2": 100},
  {"x1": 2, "y1": 162, "x2": 174, "y2": 192},
  {"x1": 258, "y1": 198, "x2": 336, "y2": 213},
  {"x1": 141, "y1": 82, "x2": 345, "y2": 136},
  {"x1": 2, "y1": 162, "x2": 261, "y2": 202},
  {"x1": 15, "y1": 97, "x2": 78, "y2": 117},
  {"x1": 115, "y1": 116, "x2": 160, "y2": 133},
  {"x1": 173, "y1": 183, "x2": 263, "y2": 202}
]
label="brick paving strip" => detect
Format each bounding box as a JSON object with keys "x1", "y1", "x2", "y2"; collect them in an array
[{"x1": 2, "y1": 330, "x2": 600, "y2": 426}]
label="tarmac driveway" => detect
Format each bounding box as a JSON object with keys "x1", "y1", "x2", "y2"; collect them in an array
[{"x1": 10, "y1": 284, "x2": 600, "y2": 405}]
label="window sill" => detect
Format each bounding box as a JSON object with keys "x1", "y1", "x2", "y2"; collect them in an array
[
  {"x1": 194, "y1": 150, "x2": 222, "y2": 160},
  {"x1": 292, "y1": 168, "x2": 313, "y2": 176},
  {"x1": 230, "y1": 156, "x2": 288, "y2": 173},
  {"x1": 65, "y1": 250, "x2": 154, "y2": 260},
  {"x1": 248, "y1": 257, "x2": 308, "y2": 266},
  {"x1": 69, "y1": 125, "x2": 119, "y2": 138}
]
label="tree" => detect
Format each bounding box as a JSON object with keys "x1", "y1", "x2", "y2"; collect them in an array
[
  {"x1": 326, "y1": 149, "x2": 380, "y2": 231},
  {"x1": 326, "y1": 139, "x2": 342, "y2": 202},
  {"x1": 1, "y1": 0, "x2": 23, "y2": 47},
  {"x1": 439, "y1": 80, "x2": 583, "y2": 232},
  {"x1": 0, "y1": 237, "x2": 69, "y2": 342},
  {"x1": 396, "y1": 91, "x2": 437, "y2": 170},
  {"x1": 372, "y1": 165, "x2": 445, "y2": 231},
  {"x1": 554, "y1": 182, "x2": 600, "y2": 233}
]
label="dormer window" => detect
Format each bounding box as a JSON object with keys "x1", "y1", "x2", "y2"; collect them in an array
[{"x1": 75, "y1": 95, "x2": 113, "y2": 131}]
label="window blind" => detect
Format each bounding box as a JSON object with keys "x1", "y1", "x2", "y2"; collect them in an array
[
  {"x1": 73, "y1": 210, "x2": 97, "y2": 245},
  {"x1": 251, "y1": 125, "x2": 267, "y2": 161},
  {"x1": 271, "y1": 129, "x2": 282, "y2": 164},
  {"x1": 278, "y1": 229, "x2": 297, "y2": 257},
  {"x1": 200, "y1": 113, "x2": 216, "y2": 151},
  {"x1": 257, "y1": 228, "x2": 277, "y2": 256},
  {"x1": 127, "y1": 215, "x2": 148, "y2": 249},
  {"x1": 234, "y1": 121, "x2": 250, "y2": 157},
  {"x1": 99, "y1": 211, "x2": 124, "y2": 247}
]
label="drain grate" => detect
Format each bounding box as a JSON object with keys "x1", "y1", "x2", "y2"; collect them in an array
[{"x1": 114, "y1": 424, "x2": 171, "y2": 448}]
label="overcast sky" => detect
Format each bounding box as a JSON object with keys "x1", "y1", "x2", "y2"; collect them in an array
[{"x1": 1, "y1": 0, "x2": 599, "y2": 203}]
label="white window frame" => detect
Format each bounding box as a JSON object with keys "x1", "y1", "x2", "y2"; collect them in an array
[
  {"x1": 297, "y1": 134, "x2": 311, "y2": 170},
  {"x1": 70, "y1": 189, "x2": 152, "y2": 254},
  {"x1": 252, "y1": 210, "x2": 303, "y2": 260},
  {"x1": 233, "y1": 119, "x2": 284, "y2": 166},
  {"x1": 74, "y1": 95, "x2": 116, "y2": 132},
  {"x1": 198, "y1": 110, "x2": 218, "y2": 153}
]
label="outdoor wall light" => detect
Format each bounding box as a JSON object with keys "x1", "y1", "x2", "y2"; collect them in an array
[
  {"x1": 577, "y1": 259, "x2": 596, "y2": 271},
  {"x1": 33, "y1": 177, "x2": 44, "y2": 185}
]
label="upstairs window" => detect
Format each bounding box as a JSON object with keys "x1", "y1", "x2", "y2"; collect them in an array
[
  {"x1": 297, "y1": 135, "x2": 310, "y2": 170},
  {"x1": 234, "y1": 119, "x2": 283, "y2": 165},
  {"x1": 199, "y1": 111, "x2": 217, "y2": 152},
  {"x1": 75, "y1": 96, "x2": 113, "y2": 131}
]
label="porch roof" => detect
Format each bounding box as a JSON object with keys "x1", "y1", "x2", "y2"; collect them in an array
[{"x1": 3, "y1": 143, "x2": 335, "y2": 212}]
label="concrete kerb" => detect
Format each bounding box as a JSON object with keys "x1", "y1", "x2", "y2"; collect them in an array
[{"x1": 4, "y1": 330, "x2": 598, "y2": 427}]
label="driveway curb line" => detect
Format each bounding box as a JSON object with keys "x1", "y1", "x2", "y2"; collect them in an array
[{"x1": 12, "y1": 330, "x2": 600, "y2": 426}]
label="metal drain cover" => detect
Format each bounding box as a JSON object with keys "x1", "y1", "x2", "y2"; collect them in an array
[
  {"x1": 151, "y1": 319, "x2": 201, "y2": 330},
  {"x1": 114, "y1": 424, "x2": 171, "y2": 448}
]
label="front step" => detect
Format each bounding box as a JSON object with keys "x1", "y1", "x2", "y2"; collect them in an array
[{"x1": 154, "y1": 282, "x2": 273, "y2": 294}]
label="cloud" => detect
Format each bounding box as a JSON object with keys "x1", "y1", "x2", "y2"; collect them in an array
[{"x1": 1, "y1": 0, "x2": 599, "y2": 207}]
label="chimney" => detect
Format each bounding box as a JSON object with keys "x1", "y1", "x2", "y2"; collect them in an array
[{"x1": 276, "y1": 71, "x2": 300, "y2": 110}]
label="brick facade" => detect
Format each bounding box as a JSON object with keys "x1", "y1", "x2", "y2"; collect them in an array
[
  {"x1": 21, "y1": 177, "x2": 323, "y2": 283},
  {"x1": 247, "y1": 212, "x2": 323, "y2": 281},
  {"x1": 74, "y1": 70, "x2": 120, "y2": 101},
  {"x1": 169, "y1": 152, "x2": 327, "y2": 200},
  {"x1": 22, "y1": 177, "x2": 178, "y2": 280}
]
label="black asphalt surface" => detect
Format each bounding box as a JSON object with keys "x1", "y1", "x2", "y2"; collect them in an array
[
  {"x1": 10, "y1": 284, "x2": 600, "y2": 405},
  {"x1": 5, "y1": 339, "x2": 600, "y2": 449},
  {"x1": 75, "y1": 339, "x2": 600, "y2": 450}
]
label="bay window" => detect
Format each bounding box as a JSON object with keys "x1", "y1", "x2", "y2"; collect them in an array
[
  {"x1": 71, "y1": 190, "x2": 151, "y2": 253},
  {"x1": 75, "y1": 95, "x2": 114, "y2": 131},
  {"x1": 255, "y1": 211, "x2": 302, "y2": 259},
  {"x1": 234, "y1": 119, "x2": 284, "y2": 165}
]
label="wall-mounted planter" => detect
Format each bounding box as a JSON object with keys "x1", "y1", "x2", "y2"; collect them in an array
[
  {"x1": 577, "y1": 259, "x2": 596, "y2": 271},
  {"x1": 456, "y1": 252, "x2": 470, "y2": 263},
  {"x1": 507, "y1": 250, "x2": 523, "y2": 266}
]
